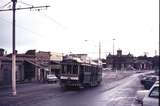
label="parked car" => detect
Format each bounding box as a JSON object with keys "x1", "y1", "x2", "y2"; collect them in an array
[
  {"x1": 102, "y1": 68, "x2": 112, "y2": 71},
  {"x1": 46, "y1": 74, "x2": 58, "y2": 83},
  {"x1": 136, "y1": 81, "x2": 159, "y2": 106},
  {"x1": 140, "y1": 75, "x2": 159, "y2": 90},
  {"x1": 136, "y1": 70, "x2": 142, "y2": 73}
]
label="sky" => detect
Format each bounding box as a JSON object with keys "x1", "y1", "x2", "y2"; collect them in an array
[{"x1": 0, "y1": 0, "x2": 159, "y2": 59}]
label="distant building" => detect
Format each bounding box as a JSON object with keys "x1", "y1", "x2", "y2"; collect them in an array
[
  {"x1": 0, "y1": 56, "x2": 25, "y2": 85},
  {"x1": 0, "y1": 49, "x2": 52, "y2": 85},
  {"x1": 133, "y1": 55, "x2": 153, "y2": 70},
  {"x1": 152, "y1": 56, "x2": 159, "y2": 70},
  {"x1": 106, "y1": 50, "x2": 158, "y2": 71},
  {"x1": 64, "y1": 54, "x2": 88, "y2": 60},
  {"x1": 152, "y1": 55, "x2": 159, "y2": 75},
  {"x1": 0, "y1": 49, "x2": 36, "y2": 85},
  {"x1": 36, "y1": 51, "x2": 50, "y2": 66},
  {"x1": 50, "y1": 61, "x2": 61, "y2": 78},
  {"x1": 50, "y1": 52, "x2": 63, "y2": 78},
  {"x1": 50, "y1": 52, "x2": 63, "y2": 61},
  {"x1": 35, "y1": 51, "x2": 51, "y2": 82},
  {"x1": 133, "y1": 59, "x2": 152, "y2": 70},
  {"x1": 106, "y1": 50, "x2": 134, "y2": 70}
]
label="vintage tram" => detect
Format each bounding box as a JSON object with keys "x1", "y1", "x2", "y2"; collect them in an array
[{"x1": 60, "y1": 57, "x2": 102, "y2": 88}]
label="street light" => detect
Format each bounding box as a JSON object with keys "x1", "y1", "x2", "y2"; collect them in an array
[
  {"x1": 112, "y1": 38, "x2": 118, "y2": 77},
  {"x1": 112, "y1": 38, "x2": 116, "y2": 72},
  {"x1": 84, "y1": 40, "x2": 101, "y2": 65},
  {"x1": 98, "y1": 41, "x2": 102, "y2": 66},
  {"x1": 112, "y1": 38, "x2": 115, "y2": 55}
]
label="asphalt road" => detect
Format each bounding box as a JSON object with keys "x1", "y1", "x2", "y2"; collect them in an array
[{"x1": 0, "y1": 71, "x2": 144, "y2": 106}]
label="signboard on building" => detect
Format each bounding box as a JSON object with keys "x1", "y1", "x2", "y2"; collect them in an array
[{"x1": 50, "y1": 52, "x2": 63, "y2": 61}]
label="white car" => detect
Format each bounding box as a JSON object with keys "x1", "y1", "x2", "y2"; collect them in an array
[
  {"x1": 102, "y1": 68, "x2": 112, "y2": 71},
  {"x1": 47, "y1": 74, "x2": 58, "y2": 83},
  {"x1": 136, "y1": 81, "x2": 159, "y2": 106}
]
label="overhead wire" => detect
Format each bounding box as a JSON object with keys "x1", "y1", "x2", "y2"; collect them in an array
[
  {"x1": 0, "y1": 0, "x2": 66, "y2": 47},
  {"x1": 0, "y1": 1, "x2": 12, "y2": 9},
  {"x1": 37, "y1": 8, "x2": 66, "y2": 29},
  {"x1": 24, "y1": 0, "x2": 66, "y2": 29},
  {"x1": 0, "y1": 0, "x2": 54, "y2": 38},
  {"x1": 0, "y1": 0, "x2": 63, "y2": 28},
  {"x1": 5, "y1": 0, "x2": 65, "y2": 28},
  {"x1": 17, "y1": 1, "x2": 34, "y2": 7},
  {"x1": 0, "y1": 17, "x2": 45, "y2": 38}
]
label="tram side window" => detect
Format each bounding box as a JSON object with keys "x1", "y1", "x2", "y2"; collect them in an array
[
  {"x1": 62, "y1": 65, "x2": 67, "y2": 74},
  {"x1": 62, "y1": 65, "x2": 64, "y2": 74},
  {"x1": 67, "y1": 65, "x2": 72, "y2": 74},
  {"x1": 86, "y1": 66, "x2": 90, "y2": 72},
  {"x1": 96, "y1": 67, "x2": 99, "y2": 72},
  {"x1": 73, "y1": 65, "x2": 78, "y2": 74},
  {"x1": 80, "y1": 65, "x2": 84, "y2": 72}
]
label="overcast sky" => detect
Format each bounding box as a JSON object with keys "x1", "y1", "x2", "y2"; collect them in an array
[{"x1": 0, "y1": 0, "x2": 159, "y2": 59}]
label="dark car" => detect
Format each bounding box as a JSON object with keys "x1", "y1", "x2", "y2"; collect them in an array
[{"x1": 141, "y1": 75, "x2": 159, "y2": 90}]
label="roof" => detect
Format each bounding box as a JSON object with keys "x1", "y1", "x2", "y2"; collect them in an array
[
  {"x1": 25, "y1": 60, "x2": 49, "y2": 69},
  {"x1": 134, "y1": 60, "x2": 152, "y2": 64},
  {"x1": 62, "y1": 57, "x2": 99, "y2": 66},
  {"x1": 0, "y1": 56, "x2": 24, "y2": 62}
]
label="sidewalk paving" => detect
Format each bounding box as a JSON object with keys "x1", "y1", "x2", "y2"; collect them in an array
[
  {"x1": 0, "y1": 71, "x2": 134, "y2": 98},
  {"x1": 0, "y1": 71, "x2": 136, "y2": 106},
  {"x1": 0, "y1": 82, "x2": 59, "y2": 97}
]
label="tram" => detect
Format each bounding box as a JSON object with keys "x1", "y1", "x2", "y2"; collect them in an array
[{"x1": 60, "y1": 56, "x2": 102, "y2": 88}]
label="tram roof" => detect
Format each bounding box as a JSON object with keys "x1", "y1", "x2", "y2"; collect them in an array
[{"x1": 62, "y1": 57, "x2": 99, "y2": 66}]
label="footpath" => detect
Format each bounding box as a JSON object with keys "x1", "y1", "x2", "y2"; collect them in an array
[{"x1": 0, "y1": 71, "x2": 135, "y2": 97}]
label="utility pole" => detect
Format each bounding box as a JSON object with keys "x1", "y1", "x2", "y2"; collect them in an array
[
  {"x1": 0, "y1": 1, "x2": 50, "y2": 96},
  {"x1": 12, "y1": 0, "x2": 17, "y2": 96}
]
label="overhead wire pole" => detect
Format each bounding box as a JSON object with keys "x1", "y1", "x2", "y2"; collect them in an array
[
  {"x1": 0, "y1": 1, "x2": 50, "y2": 96},
  {"x1": 0, "y1": 5, "x2": 50, "y2": 11},
  {"x1": 12, "y1": 0, "x2": 17, "y2": 96},
  {"x1": 98, "y1": 41, "x2": 101, "y2": 66},
  {"x1": 84, "y1": 40, "x2": 102, "y2": 66}
]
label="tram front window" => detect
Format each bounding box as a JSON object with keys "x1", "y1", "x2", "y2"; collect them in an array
[
  {"x1": 73, "y1": 65, "x2": 78, "y2": 74},
  {"x1": 80, "y1": 65, "x2": 84, "y2": 71},
  {"x1": 67, "y1": 65, "x2": 72, "y2": 74}
]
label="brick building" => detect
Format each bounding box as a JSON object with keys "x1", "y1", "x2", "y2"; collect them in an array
[
  {"x1": 35, "y1": 51, "x2": 51, "y2": 82},
  {"x1": 50, "y1": 52, "x2": 63, "y2": 78},
  {"x1": 0, "y1": 49, "x2": 65, "y2": 85},
  {"x1": 0, "y1": 49, "x2": 36, "y2": 85},
  {"x1": 106, "y1": 49, "x2": 157, "y2": 71},
  {"x1": 106, "y1": 50, "x2": 134, "y2": 70}
]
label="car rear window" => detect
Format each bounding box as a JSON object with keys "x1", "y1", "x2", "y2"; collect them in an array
[{"x1": 149, "y1": 86, "x2": 159, "y2": 98}]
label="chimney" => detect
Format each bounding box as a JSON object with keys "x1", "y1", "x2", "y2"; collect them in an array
[
  {"x1": 117, "y1": 49, "x2": 122, "y2": 56},
  {"x1": 0, "y1": 48, "x2": 5, "y2": 56}
]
